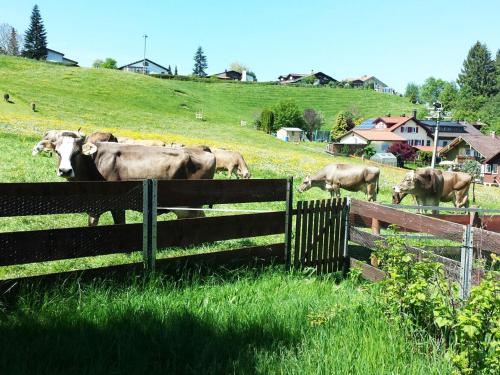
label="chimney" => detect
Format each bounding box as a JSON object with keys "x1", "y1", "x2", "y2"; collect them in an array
[
  {"x1": 241, "y1": 70, "x2": 247, "y2": 82},
  {"x1": 492, "y1": 131, "x2": 496, "y2": 139},
  {"x1": 412, "y1": 109, "x2": 417, "y2": 118}
]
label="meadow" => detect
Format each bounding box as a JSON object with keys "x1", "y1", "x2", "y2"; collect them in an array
[{"x1": 0, "y1": 56, "x2": 496, "y2": 373}]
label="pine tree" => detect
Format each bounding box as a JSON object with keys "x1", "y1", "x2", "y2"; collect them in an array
[
  {"x1": 166, "y1": 65, "x2": 172, "y2": 75},
  {"x1": 404, "y1": 83, "x2": 420, "y2": 104},
  {"x1": 23, "y1": 5, "x2": 48, "y2": 60},
  {"x1": 192, "y1": 46, "x2": 208, "y2": 77},
  {"x1": 457, "y1": 41, "x2": 496, "y2": 97},
  {"x1": 6, "y1": 27, "x2": 20, "y2": 56},
  {"x1": 174, "y1": 65, "x2": 178, "y2": 76}
]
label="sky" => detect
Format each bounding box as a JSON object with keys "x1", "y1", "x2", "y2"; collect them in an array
[{"x1": 2, "y1": 0, "x2": 499, "y2": 92}]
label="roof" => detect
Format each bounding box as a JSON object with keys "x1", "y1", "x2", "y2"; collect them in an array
[
  {"x1": 118, "y1": 58, "x2": 169, "y2": 71},
  {"x1": 278, "y1": 72, "x2": 336, "y2": 83},
  {"x1": 414, "y1": 146, "x2": 442, "y2": 152},
  {"x1": 439, "y1": 134, "x2": 500, "y2": 159},
  {"x1": 344, "y1": 75, "x2": 387, "y2": 86},
  {"x1": 211, "y1": 70, "x2": 242, "y2": 79},
  {"x1": 279, "y1": 127, "x2": 304, "y2": 132},
  {"x1": 485, "y1": 151, "x2": 500, "y2": 164},
  {"x1": 47, "y1": 48, "x2": 64, "y2": 55},
  {"x1": 355, "y1": 116, "x2": 416, "y2": 131},
  {"x1": 420, "y1": 120, "x2": 483, "y2": 136},
  {"x1": 342, "y1": 129, "x2": 405, "y2": 142},
  {"x1": 62, "y1": 57, "x2": 78, "y2": 65}
]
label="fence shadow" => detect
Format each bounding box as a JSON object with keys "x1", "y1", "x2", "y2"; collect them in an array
[{"x1": 0, "y1": 306, "x2": 299, "y2": 375}]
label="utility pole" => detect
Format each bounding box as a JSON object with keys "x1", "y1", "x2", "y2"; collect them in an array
[
  {"x1": 142, "y1": 34, "x2": 148, "y2": 74},
  {"x1": 430, "y1": 102, "x2": 443, "y2": 169}
]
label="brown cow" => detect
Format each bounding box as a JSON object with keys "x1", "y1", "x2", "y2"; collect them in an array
[
  {"x1": 393, "y1": 170, "x2": 473, "y2": 208},
  {"x1": 393, "y1": 167, "x2": 444, "y2": 213},
  {"x1": 32, "y1": 129, "x2": 85, "y2": 155},
  {"x1": 117, "y1": 137, "x2": 166, "y2": 147},
  {"x1": 45, "y1": 133, "x2": 215, "y2": 225},
  {"x1": 212, "y1": 148, "x2": 251, "y2": 179},
  {"x1": 298, "y1": 164, "x2": 380, "y2": 201}
]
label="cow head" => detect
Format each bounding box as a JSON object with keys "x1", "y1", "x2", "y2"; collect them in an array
[
  {"x1": 395, "y1": 171, "x2": 417, "y2": 193},
  {"x1": 392, "y1": 186, "x2": 404, "y2": 204},
  {"x1": 32, "y1": 140, "x2": 55, "y2": 156},
  {"x1": 298, "y1": 176, "x2": 312, "y2": 192},
  {"x1": 32, "y1": 129, "x2": 85, "y2": 156},
  {"x1": 49, "y1": 133, "x2": 96, "y2": 178},
  {"x1": 238, "y1": 168, "x2": 251, "y2": 179}
]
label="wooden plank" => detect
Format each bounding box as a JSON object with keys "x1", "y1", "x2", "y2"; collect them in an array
[
  {"x1": 0, "y1": 224, "x2": 143, "y2": 266},
  {"x1": 0, "y1": 181, "x2": 143, "y2": 217},
  {"x1": 321, "y1": 200, "x2": 332, "y2": 274},
  {"x1": 316, "y1": 200, "x2": 326, "y2": 274},
  {"x1": 299, "y1": 201, "x2": 309, "y2": 268},
  {"x1": 305, "y1": 201, "x2": 314, "y2": 267},
  {"x1": 472, "y1": 228, "x2": 500, "y2": 254},
  {"x1": 350, "y1": 258, "x2": 385, "y2": 282},
  {"x1": 350, "y1": 199, "x2": 465, "y2": 243},
  {"x1": 157, "y1": 179, "x2": 287, "y2": 206},
  {"x1": 333, "y1": 199, "x2": 343, "y2": 272},
  {"x1": 156, "y1": 212, "x2": 285, "y2": 248},
  {"x1": 327, "y1": 199, "x2": 338, "y2": 273},
  {"x1": 0, "y1": 244, "x2": 285, "y2": 297},
  {"x1": 293, "y1": 201, "x2": 303, "y2": 269},
  {"x1": 311, "y1": 200, "x2": 321, "y2": 271},
  {"x1": 478, "y1": 216, "x2": 500, "y2": 233}
]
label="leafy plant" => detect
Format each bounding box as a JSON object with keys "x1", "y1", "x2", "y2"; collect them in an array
[
  {"x1": 387, "y1": 143, "x2": 416, "y2": 167},
  {"x1": 363, "y1": 144, "x2": 376, "y2": 159},
  {"x1": 273, "y1": 99, "x2": 304, "y2": 129},
  {"x1": 303, "y1": 108, "x2": 324, "y2": 139},
  {"x1": 260, "y1": 108, "x2": 275, "y2": 134}
]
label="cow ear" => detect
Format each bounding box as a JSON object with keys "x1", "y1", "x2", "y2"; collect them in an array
[{"x1": 82, "y1": 142, "x2": 97, "y2": 155}]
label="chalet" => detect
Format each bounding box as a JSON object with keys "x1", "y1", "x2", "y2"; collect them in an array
[
  {"x1": 119, "y1": 59, "x2": 170, "y2": 75},
  {"x1": 420, "y1": 120, "x2": 483, "y2": 147},
  {"x1": 337, "y1": 129, "x2": 405, "y2": 152},
  {"x1": 343, "y1": 75, "x2": 392, "y2": 92},
  {"x1": 276, "y1": 127, "x2": 304, "y2": 142},
  {"x1": 211, "y1": 70, "x2": 256, "y2": 81},
  {"x1": 439, "y1": 133, "x2": 500, "y2": 184},
  {"x1": 46, "y1": 48, "x2": 78, "y2": 66},
  {"x1": 278, "y1": 71, "x2": 337, "y2": 85}
]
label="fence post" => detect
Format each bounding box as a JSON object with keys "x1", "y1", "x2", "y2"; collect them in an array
[
  {"x1": 143, "y1": 179, "x2": 157, "y2": 272},
  {"x1": 284, "y1": 176, "x2": 294, "y2": 270},
  {"x1": 342, "y1": 197, "x2": 351, "y2": 277},
  {"x1": 459, "y1": 224, "x2": 473, "y2": 300}
]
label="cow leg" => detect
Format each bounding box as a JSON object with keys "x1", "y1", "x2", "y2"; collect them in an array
[
  {"x1": 111, "y1": 209, "x2": 126, "y2": 225},
  {"x1": 367, "y1": 184, "x2": 376, "y2": 202},
  {"x1": 88, "y1": 213, "x2": 100, "y2": 226}
]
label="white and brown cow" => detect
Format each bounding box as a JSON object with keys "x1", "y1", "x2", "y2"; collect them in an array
[
  {"x1": 298, "y1": 164, "x2": 380, "y2": 201},
  {"x1": 212, "y1": 148, "x2": 251, "y2": 179}
]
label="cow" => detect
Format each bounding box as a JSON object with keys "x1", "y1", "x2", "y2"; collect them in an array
[
  {"x1": 393, "y1": 170, "x2": 473, "y2": 208},
  {"x1": 393, "y1": 167, "x2": 444, "y2": 214},
  {"x1": 32, "y1": 129, "x2": 85, "y2": 155},
  {"x1": 117, "y1": 137, "x2": 166, "y2": 147},
  {"x1": 212, "y1": 148, "x2": 251, "y2": 179},
  {"x1": 298, "y1": 164, "x2": 380, "y2": 201},
  {"x1": 43, "y1": 132, "x2": 215, "y2": 225}
]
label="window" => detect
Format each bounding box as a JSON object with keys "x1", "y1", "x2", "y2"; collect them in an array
[
  {"x1": 493, "y1": 164, "x2": 498, "y2": 174},
  {"x1": 416, "y1": 127, "x2": 419, "y2": 133},
  {"x1": 426, "y1": 140, "x2": 431, "y2": 146},
  {"x1": 400, "y1": 127, "x2": 405, "y2": 133}
]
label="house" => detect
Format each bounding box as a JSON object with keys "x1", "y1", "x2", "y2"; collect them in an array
[
  {"x1": 211, "y1": 69, "x2": 256, "y2": 81},
  {"x1": 484, "y1": 151, "x2": 500, "y2": 186},
  {"x1": 46, "y1": 48, "x2": 78, "y2": 66},
  {"x1": 278, "y1": 71, "x2": 337, "y2": 85},
  {"x1": 336, "y1": 128, "x2": 405, "y2": 152},
  {"x1": 420, "y1": 120, "x2": 483, "y2": 148},
  {"x1": 119, "y1": 59, "x2": 170, "y2": 75},
  {"x1": 438, "y1": 133, "x2": 500, "y2": 184},
  {"x1": 343, "y1": 75, "x2": 390, "y2": 91},
  {"x1": 276, "y1": 127, "x2": 304, "y2": 142}
]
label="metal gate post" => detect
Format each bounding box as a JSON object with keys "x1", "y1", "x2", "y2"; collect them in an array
[
  {"x1": 143, "y1": 179, "x2": 157, "y2": 272},
  {"x1": 284, "y1": 176, "x2": 294, "y2": 270},
  {"x1": 459, "y1": 224, "x2": 473, "y2": 300},
  {"x1": 341, "y1": 198, "x2": 351, "y2": 277}
]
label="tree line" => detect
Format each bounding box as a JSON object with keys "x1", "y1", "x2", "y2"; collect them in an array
[{"x1": 404, "y1": 41, "x2": 499, "y2": 132}]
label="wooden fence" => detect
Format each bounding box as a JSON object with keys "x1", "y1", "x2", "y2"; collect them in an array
[{"x1": 0, "y1": 178, "x2": 293, "y2": 294}]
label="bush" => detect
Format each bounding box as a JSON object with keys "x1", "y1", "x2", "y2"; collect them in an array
[
  {"x1": 331, "y1": 111, "x2": 355, "y2": 141},
  {"x1": 373, "y1": 228, "x2": 500, "y2": 375},
  {"x1": 260, "y1": 109, "x2": 275, "y2": 134},
  {"x1": 303, "y1": 108, "x2": 324, "y2": 140},
  {"x1": 387, "y1": 143, "x2": 416, "y2": 167},
  {"x1": 273, "y1": 99, "x2": 304, "y2": 129},
  {"x1": 363, "y1": 144, "x2": 376, "y2": 159},
  {"x1": 416, "y1": 150, "x2": 433, "y2": 166}
]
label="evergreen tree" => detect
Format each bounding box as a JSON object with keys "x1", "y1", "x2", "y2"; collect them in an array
[
  {"x1": 192, "y1": 46, "x2": 208, "y2": 77},
  {"x1": 438, "y1": 81, "x2": 459, "y2": 110},
  {"x1": 166, "y1": 65, "x2": 172, "y2": 75},
  {"x1": 23, "y1": 5, "x2": 47, "y2": 60},
  {"x1": 331, "y1": 111, "x2": 354, "y2": 140},
  {"x1": 404, "y1": 83, "x2": 420, "y2": 104},
  {"x1": 6, "y1": 27, "x2": 20, "y2": 56},
  {"x1": 457, "y1": 41, "x2": 496, "y2": 97},
  {"x1": 174, "y1": 65, "x2": 178, "y2": 75}
]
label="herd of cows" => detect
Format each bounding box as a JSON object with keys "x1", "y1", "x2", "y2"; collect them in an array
[{"x1": 31, "y1": 129, "x2": 475, "y2": 224}]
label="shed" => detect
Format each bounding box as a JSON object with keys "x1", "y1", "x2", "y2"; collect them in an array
[
  {"x1": 370, "y1": 152, "x2": 398, "y2": 167},
  {"x1": 276, "y1": 127, "x2": 303, "y2": 142}
]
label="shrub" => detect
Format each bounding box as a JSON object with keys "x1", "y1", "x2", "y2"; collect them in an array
[
  {"x1": 416, "y1": 150, "x2": 433, "y2": 166},
  {"x1": 273, "y1": 99, "x2": 304, "y2": 129},
  {"x1": 331, "y1": 111, "x2": 355, "y2": 141},
  {"x1": 303, "y1": 108, "x2": 324, "y2": 140},
  {"x1": 260, "y1": 108, "x2": 275, "y2": 134},
  {"x1": 373, "y1": 228, "x2": 500, "y2": 374},
  {"x1": 387, "y1": 143, "x2": 416, "y2": 167},
  {"x1": 363, "y1": 144, "x2": 376, "y2": 159}
]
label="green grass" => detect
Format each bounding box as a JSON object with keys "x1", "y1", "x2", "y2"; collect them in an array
[{"x1": 0, "y1": 268, "x2": 453, "y2": 375}]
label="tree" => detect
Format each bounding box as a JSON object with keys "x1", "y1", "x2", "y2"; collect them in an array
[
  {"x1": 420, "y1": 77, "x2": 446, "y2": 104},
  {"x1": 331, "y1": 111, "x2": 355, "y2": 140},
  {"x1": 457, "y1": 41, "x2": 497, "y2": 97},
  {"x1": 273, "y1": 99, "x2": 304, "y2": 129},
  {"x1": 229, "y1": 61, "x2": 249, "y2": 73},
  {"x1": 93, "y1": 58, "x2": 117, "y2": 69},
  {"x1": 174, "y1": 65, "x2": 178, "y2": 75},
  {"x1": 387, "y1": 143, "x2": 416, "y2": 167},
  {"x1": 453, "y1": 87, "x2": 487, "y2": 121},
  {"x1": 363, "y1": 144, "x2": 376, "y2": 159},
  {"x1": 7, "y1": 27, "x2": 20, "y2": 56},
  {"x1": 460, "y1": 160, "x2": 481, "y2": 201},
  {"x1": 23, "y1": 5, "x2": 48, "y2": 60},
  {"x1": 404, "y1": 83, "x2": 420, "y2": 104},
  {"x1": 166, "y1": 65, "x2": 172, "y2": 75},
  {"x1": 260, "y1": 109, "x2": 275, "y2": 134},
  {"x1": 438, "y1": 81, "x2": 459, "y2": 110},
  {"x1": 192, "y1": 46, "x2": 208, "y2": 77},
  {"x1": 303, "y1": 109, "x2": 324, "y2": 139}
]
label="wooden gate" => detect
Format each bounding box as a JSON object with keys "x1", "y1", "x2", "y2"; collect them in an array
[{"x1": 293, "y1": 198, "x2": 350, "y2": 274}]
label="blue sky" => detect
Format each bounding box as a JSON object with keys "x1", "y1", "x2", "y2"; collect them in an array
[{"x1": 2, "y1": 0, "x2": 499, "y2": 91}]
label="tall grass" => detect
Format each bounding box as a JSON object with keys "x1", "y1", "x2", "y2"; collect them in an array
[{"x1": 0, "y1": 268, "x2": 452, "y2": 374}]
